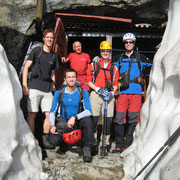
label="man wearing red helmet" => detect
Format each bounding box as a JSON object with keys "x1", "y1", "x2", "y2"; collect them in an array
[{"x1": 49, "y1": 68, "x2": 94, "y2": 162}]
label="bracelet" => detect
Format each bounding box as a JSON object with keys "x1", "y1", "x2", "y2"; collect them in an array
[{"x1": 73, "y1": 114, "x2": 78, "y2": 120}]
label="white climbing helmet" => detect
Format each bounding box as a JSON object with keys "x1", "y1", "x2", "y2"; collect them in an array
[{"x1": 123, "y1": 33, "x2": 136, "y2": 42}]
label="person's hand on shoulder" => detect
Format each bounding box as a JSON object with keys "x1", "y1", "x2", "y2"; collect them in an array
[
  {"x1": 61, "y1": 57, "x2": 66, "y2": 63},
  {"x1": 61, "y1": 57, "x2": 69, "y2": 63}
]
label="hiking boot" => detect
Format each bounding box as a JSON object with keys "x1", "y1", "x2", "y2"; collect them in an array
[
  {"x1": 42, "y1": 133, "x2": 55, "y2": 149},
  {"x1": 123, "y1": 142, "x2": 131, "y2": 150},
  {"x1": 91, "y1": 137, "x2": 100, "y2": 156},
  {"x1": 100, "y1": 145, "x2": 108, "y2": 156},
  {"x1": 83, "y1": 145, "x2": 92, "y2": 162},
  {"x1": 56, "y1": 141, "x2": 68, "y2": 154},
  {"x1": 107, "y1": 144, "x2": 111, "y2": 152},
  {"x1": 112, "y1": 147, "x2": 124, "y2": 153},
  {"x1": 91, "y1": 145, "x2": 99, "y2": 156}
]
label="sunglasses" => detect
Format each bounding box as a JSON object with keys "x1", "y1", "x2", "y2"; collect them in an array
[
  {"x1": 124, "y1": 41, "x2": 134, "y2": 44},
  {"x1": 101, "y1": 50, "x2": 111, "y2": 53}
]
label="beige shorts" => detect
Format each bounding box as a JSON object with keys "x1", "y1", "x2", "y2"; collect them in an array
[
  {"x1": 89, "y1": 91, "x2": 115, "y2": 118},
  {"x1": 27, "y1": 89, "x2": 53, "y2": 113}
]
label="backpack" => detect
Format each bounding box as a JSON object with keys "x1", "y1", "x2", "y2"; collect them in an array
[
  {"x1": 19, "y1": 41, "x2": 43, "y2": 78},
  {"x1": 21, "y1": 41, "x2": 56, "y2": 82},
  {"x1": 118, "y1": 53, "x2": 143, "y2": 89},
  {"x1": 91, "y1": 61, "x2": 114, "y2": 91},
  {"x1": 56, "y1": 84, "x2": 84, "y2": 119}
]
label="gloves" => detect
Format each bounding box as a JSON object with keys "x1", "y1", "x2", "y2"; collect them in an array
[
  {"x1": 96, "y1": 88, "x2": 109, "y2": 97},
  {"x1": 95, "y1": 87, "x2": 100, "y2": 93},
  {"x1": 104, "y1": 91, "x2": 114, "y2": 102},
  {"x1": 96, "y1": 88, "x2": 114, "y2": 102}
]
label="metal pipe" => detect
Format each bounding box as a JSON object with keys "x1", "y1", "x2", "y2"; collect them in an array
[{"x1": 36, "y1": 0, "x2": 43, "y2": 20}]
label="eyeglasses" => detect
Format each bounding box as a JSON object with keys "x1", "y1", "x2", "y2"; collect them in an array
[
  {"x1": 101, "y1": 50, "x2": 111, "y2": 53},
  {"x1": 124, "y1": 41, "x2": 134, "y2": 44}
]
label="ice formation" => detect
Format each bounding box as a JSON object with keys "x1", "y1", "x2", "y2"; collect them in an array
[
  {"x1": 123, "y1": 0, "x2": 180, "y2": 179},
  {"x1": 0, "y1": 44, "x2": 46, "y2": 180}
]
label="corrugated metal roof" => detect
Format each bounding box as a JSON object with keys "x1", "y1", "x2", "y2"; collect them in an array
[{"x1": 54, "y1": 13, "x2": 164, "y2": 38}]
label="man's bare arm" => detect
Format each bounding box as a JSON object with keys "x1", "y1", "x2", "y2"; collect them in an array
[{"x1": 22, "y1": 60, "x2": 32, "y2": 96}]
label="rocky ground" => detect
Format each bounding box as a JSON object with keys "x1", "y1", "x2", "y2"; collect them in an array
[
  {"x1": 22, "y1": 107, "x2": 124, "y2": 180},
  {"x1": 42, "y1": 143, "x2": 124, "y2": 180}
]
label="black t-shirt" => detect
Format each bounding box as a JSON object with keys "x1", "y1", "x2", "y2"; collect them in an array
[{"x1": 28, "y1": 46, "x2": 59, "y2": 92}]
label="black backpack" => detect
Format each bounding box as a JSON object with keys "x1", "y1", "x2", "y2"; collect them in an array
[
  {"x1": 119, "y1": 53, "x2": 142, "y2": 77},
  {"x1": 118, "y1": 53, "x2": 143, "y2": 89},
  {"x1": 91, "y1": 61, "x2": 114, "y2": 91}
]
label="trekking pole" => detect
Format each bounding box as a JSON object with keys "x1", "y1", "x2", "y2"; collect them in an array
[
  {"x1": 134, "y1": 126, "x2": 180, "y2": 180},
  {"x1": 101, "y1": 100, "x2": 108, "y2": 157},
  {"x1": 143, "y1": 126, "x2": 180, "y2": 180}
]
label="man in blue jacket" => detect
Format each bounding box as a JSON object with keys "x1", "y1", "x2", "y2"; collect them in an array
[
  {"x1": 49, "y1": 68, "x2": 94, "y2": 162},
  {"x1": 113, "y1": 33, "x2": 152, "y2": 153}
]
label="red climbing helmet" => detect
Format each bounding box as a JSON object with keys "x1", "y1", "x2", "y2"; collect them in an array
[{"x1": 62, "y1": 129, "x2": 82, "y2": 144}]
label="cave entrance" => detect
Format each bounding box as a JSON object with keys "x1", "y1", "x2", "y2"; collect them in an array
[{"x1": 53, "y1": 13, "x2": 164, "y2": 89}]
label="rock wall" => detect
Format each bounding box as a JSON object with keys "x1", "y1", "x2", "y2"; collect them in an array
[
  {"x1": 122, "y1": 0, "x2": 180, "y2": 179},
  {"x1": 0, "y1": 0, "x2": 169, "y2": 33},
  {"x1": 0, "y1": 0, "x2": 169, "y2": 73},
  {"x1": 0, "y1": 44, "x2": 47, "y2": 180}
]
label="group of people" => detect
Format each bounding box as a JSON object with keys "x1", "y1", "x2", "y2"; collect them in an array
[{"x1": 22, "y1": 29, "x2": 152, "y2": 163}]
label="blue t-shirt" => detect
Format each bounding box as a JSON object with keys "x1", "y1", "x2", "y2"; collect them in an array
[{"x1": 50, "y1": 87, "x2": 92, "y2": 120}]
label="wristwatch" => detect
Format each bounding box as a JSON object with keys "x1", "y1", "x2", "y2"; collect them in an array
[{"x1": 73, "y1": 114, "x2": 78, "y2": 120}]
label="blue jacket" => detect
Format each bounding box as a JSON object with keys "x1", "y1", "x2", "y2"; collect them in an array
[{"x1": 114, "y1": 52, "x2": 152, "y2": 94}]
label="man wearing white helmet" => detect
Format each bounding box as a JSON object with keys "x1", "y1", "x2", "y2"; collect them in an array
[
  {"x1": 123, "y1": 32, "x2": 136, "y2": 42},
  {"x1": 113, "y1": 33, "x2": 152, "y2": 153}
]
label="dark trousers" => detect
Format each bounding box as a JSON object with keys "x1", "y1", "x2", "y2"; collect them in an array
[
  {"x1": 114, "y1": 123, "x2": 136, "y2": 148},
  {"x1": 92, "y1": 116, "x2": 112, "y2": 135},
  {"x1": 49, "y1": 116, "x2": 95, "y2": 146}
]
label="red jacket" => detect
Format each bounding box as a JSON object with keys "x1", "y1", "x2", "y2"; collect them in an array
[{"x1": 87, "y1": 58, "x2": 119, "y2": 89}]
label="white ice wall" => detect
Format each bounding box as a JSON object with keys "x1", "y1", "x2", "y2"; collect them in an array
[
  {"x1": 0, "y1": 44, "x2": 46, "y2": 180},
  {"x1": 123, "y1": 0, "x2": 180, "y2": 179}
]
